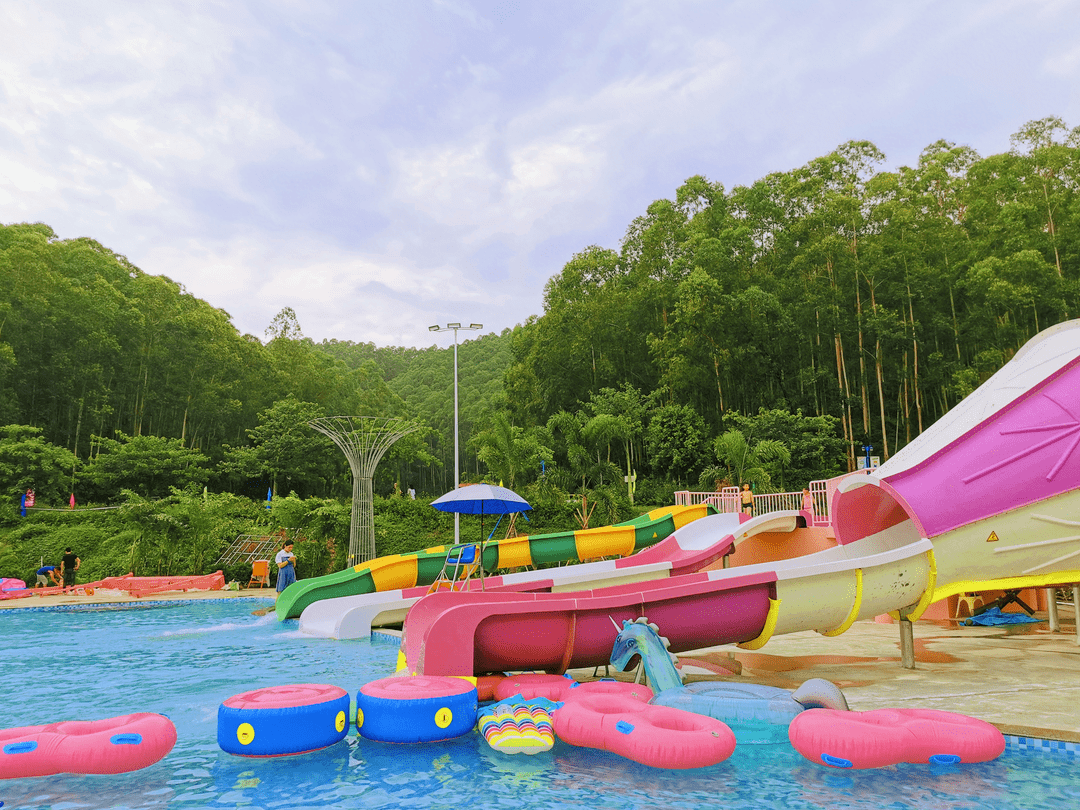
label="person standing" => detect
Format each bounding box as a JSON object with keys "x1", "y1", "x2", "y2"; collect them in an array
[
  {"x1": 275, "y1": 540, "x2": 297, "y2": 601},
  {"x1": 801, "y1": 487, "x2": 814, "y2": 516},
  {"x1": 60, "y1": 547, "x2": 80, "y2": 588},
  {"x1": 740, "y1": 484, "x2": 754, "y2": 516}
]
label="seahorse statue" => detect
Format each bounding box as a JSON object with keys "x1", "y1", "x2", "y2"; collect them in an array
[{"x1": 609, "y1": 616, "x2": 849, "y2": 744}]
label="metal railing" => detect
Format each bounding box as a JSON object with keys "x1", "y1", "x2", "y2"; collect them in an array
[
  {"x1": 675, "y1": 486, "x2": 809, "y2": 517},
  {"x1": 676, "y1": 471, "x2": 875, "y2": 525}
]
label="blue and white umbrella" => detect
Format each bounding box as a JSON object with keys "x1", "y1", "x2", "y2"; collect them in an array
[
  {"x1": 430, "y1": 483, "x2": 532, "y2": 568},
  {"x1": 430, "y1": 483, "x2": 531, "y2": 516}
]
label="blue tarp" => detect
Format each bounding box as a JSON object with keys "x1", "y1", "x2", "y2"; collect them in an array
[{"x1": 961, "y1": 606, "x2": 1041, "y2": 626}]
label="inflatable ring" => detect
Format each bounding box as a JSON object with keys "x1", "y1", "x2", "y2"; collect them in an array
[
  {"x1": 566, "y1": 679, "x2": 653, "y2": 703},
  {"x1": 476, "y1": 674, "x2": 506, "y2": 702},
  {"x1": 218, "y1": 684, "x2": 350, "y2": 757},
  {"x1": 493, "y1": 673, "x2": 576, "y2": 702},
  {"x1": 0, "y1": 713, "x2": 176, "y2": 777},
  {"x1": 553, "y1": 693, "x2": 735, "y2": 769},
  {"x1": 788, "y1": 708, "x2": 1006, "y2": 769},
  {"x1": 356, "y1": 676, "x2": 477, "y2": 743}
]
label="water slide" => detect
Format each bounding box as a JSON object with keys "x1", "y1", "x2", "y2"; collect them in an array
[
  {"x1": 403, "y1": 319, "x2": 1080, "y2": 676},
  {"x1": 298, "y1": 507, "x2": 804, "y2": 639},
  {"x1": 278, "y1": 504, "x2": 714, "y2": 621}
]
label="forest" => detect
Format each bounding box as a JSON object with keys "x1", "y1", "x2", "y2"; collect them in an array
[{"x1": 1, "y1": 116, "x2": 1078, "y2": 584}]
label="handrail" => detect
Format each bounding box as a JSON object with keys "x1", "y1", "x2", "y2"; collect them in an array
[{"x1": 675, "y1": 471, "x2": 872, "y2": 526}]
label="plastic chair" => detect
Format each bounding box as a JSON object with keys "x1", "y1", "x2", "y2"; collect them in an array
[{"x1": 248, "y1": 560, "x2": 271, "y2": 588}]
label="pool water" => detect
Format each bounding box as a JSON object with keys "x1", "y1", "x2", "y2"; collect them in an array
[{"x1": 2, "y1": 600, "x2": 1077, "y2": 810}]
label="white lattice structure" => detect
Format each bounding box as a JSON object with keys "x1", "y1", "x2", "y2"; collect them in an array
[{"x1": 309, "y1": 416, "x2": 421, "y2": 566}]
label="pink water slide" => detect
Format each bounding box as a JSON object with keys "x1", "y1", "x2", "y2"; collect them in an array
[
  {"x1": 404, "y1": 321, "x2": 1080, "y2": 676},
  {"x1": 404, "y1": 571, "x2": 777, "y2": 676}
]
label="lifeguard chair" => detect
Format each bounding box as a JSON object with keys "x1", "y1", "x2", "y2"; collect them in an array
[
  {"x1": 248, "y1": 560, "x2": 271, "y2": 589},
  {"x1": 427, "y1": 544, "x2": 480, "y2": 593}
]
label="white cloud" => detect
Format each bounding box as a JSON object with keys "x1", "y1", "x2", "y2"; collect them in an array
[{"x1": 2, "y1": 0, "x2": 1079, "y2": 349}]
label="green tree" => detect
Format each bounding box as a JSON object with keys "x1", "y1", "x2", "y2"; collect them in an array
[
  {"x1": 0, "y1": 425, "x2": 77, "y2": 503},
  {"x1": 644, "y1": 404, "x2": 707, "y2": 483},
  {"x1": 82, "y1": 432, "x2": 210, "y2": 500},
  {"x1": 220, "y1": 396, "x2": 335, "y2": 497}
]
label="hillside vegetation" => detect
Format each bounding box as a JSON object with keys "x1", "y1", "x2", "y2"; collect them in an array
[{"x1": 2, "y1": 117, "x2": 1077, "y2": 581}]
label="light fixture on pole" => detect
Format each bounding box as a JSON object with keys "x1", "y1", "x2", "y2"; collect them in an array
[{"x1": 428, "y1": 322, "x2": 483, "y2": 544}]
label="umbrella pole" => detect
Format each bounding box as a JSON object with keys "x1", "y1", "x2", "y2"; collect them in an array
[{"x1": 479, "y1": 506, "x2": 485, "y2": 591}]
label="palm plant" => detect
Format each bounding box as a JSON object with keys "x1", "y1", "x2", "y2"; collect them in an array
[{"x1": 698, "y1": 428, "x2": 791, "y2": 492}]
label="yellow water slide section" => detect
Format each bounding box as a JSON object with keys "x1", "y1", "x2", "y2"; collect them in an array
[
  {"x1": 574, "y1": 525, "x2": 637, "y2": 561},
  {"x1": 737, "y1": 598, "x2": 781, "y2": 650},
  {"x1": 496, "y1": 537, "x2": 534, "y2": 569},
  {"x1": 366, "y1": 554, "x2": 421, "y2": 592},
  {"x1": 818, "y1": 568, "x2": 863, "y2": 637},
  {"x1": 930, "y1": 569, "x2": 1080, "y2": 606},
  {"x1": 656, "y1": 504, "x2": 712, "y2": 529}
]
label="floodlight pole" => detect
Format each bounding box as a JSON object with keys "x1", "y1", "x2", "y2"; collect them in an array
[{"x1": 429, "y1": 322, "x2": 482, "y2": 545}]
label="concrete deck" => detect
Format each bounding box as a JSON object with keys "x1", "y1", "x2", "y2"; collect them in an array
[{"x1": 6, "y1": 589, "x2": 1076, "y2": 742}]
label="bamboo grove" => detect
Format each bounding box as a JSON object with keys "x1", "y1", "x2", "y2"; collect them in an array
[{"x1": 503, "y1": 117, "x2": 1080, "y2": 470}]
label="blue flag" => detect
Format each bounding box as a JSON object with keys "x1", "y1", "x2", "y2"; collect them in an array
[
  {"x1": 266, "y1": 487, "x2": 272, "y2": 510},
  {"x1": 20, "y1": 493, "x2": 26, "y2": 517}
]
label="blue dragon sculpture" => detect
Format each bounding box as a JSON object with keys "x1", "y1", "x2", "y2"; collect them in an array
[{"x1": 609, "y1": 617, "x2": 849, "y2": 744}]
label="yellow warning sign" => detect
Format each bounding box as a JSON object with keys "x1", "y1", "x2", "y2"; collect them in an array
[{"x1": 986, "y1": 531, "x2": 999, "y2": 543}]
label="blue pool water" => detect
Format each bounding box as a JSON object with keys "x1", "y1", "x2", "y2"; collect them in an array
[{"x1": 2, "y1": 599, "x2": 1077, "y2": 810}]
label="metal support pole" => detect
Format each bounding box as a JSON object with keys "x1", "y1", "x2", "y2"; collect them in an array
[
  {"x1": 453, "y1": 334, "x2": 460, "y2": 545},
  {"x1": 1073, "y1": 585, "x2": 1080, "y2": 646},
  {"x1": 898, "y1": 606, "x2": 915, "y2": 669},
  {"x1": 429, "y1": 322, "x2": 482, "y2": 547},
  {"x1": 1046, "y1": 587, "x2": 1059, "y2": 633}
]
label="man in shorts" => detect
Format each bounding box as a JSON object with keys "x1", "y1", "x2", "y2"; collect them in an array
[
  {"x1": 60, "y1": 547, "x2": 80, "y2": 588},
  {"x1": 36, "y1": 564, "x2": 61, "y2": 587}
]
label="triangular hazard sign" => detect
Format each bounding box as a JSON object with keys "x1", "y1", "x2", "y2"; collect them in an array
[{"x1": 986, "y1": 531, "x2": 999, "y2": 543}]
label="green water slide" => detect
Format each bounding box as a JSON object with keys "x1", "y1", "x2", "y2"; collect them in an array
[{"x1": 275, "y1": 504, "x2": 714, "y2": 620}]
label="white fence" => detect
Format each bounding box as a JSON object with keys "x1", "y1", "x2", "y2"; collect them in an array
[
  {"x1": 675, "y1": 486, "x2": 807, "y2": 516},
  {"x1": 676, "y1": 470, "x2": 875, "y2": 525}
]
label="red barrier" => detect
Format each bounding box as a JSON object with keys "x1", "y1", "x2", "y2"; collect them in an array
[{"x1": 9, "y1": 572, "x2": 229, "y2": 601}]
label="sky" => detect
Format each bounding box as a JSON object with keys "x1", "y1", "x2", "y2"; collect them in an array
[{"x1": 2, "y1": 1, "x2": 1079, "y2": 349}]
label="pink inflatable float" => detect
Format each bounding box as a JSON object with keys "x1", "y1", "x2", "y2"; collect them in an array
[
  {"x1": 788, "y1": 708, "x2": 1005, "y2": 769},
  {"x1": 553, "y1": 693, "x2": 736, "y2": 769},
  {"x1": 0, "y1": 713, "x2": 177, "y2": 778},
  {"x1": 493, "y1": 673, "x2": 653, "y2": 704}
]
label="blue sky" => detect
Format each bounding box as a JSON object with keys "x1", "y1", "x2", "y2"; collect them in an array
[{"x1": 2, "y1": 0, "x2": 1078, "y2": 348}]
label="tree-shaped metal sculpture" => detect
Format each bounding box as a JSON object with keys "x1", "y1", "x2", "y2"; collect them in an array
[{"x1": 309, "y1": 416, "x2": 420, "y2": 566}]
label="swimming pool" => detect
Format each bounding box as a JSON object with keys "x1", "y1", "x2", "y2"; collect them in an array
[{"x1": 2, "y1": 600, "x2": 1076, "y2": 810}]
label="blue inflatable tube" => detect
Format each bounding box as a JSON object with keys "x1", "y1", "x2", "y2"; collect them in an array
[
  {"x1": 218, "y1": 684, "x2": 350, "y2": 757},
  {"x1": 357, "y1": 676, "x2": 477, "y2": 743}
]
